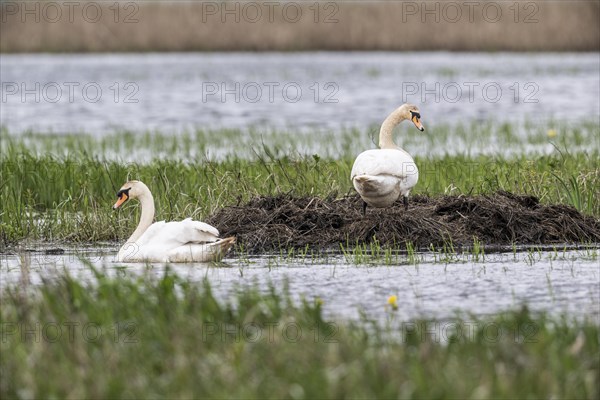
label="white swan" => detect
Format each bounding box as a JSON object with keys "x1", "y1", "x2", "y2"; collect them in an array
[
  {"x1": 351, "y1": 104, "x2": 425, "y2": 214},
  {"x1": 112, "y1": 180, "x2": 235, "y2": 263}
]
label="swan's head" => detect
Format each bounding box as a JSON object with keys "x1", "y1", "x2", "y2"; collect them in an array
[
  {"x1": 402, "y1": 104, "x2": 425, "y2": 132},
  {"x1": 113, "y1": 180, "x2": 148, "y2": 209}
]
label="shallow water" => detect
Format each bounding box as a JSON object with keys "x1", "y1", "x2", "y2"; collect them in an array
[
  {"x1": 2, "y1": 52, "x2": 598, "y2": 135},
  {"x1": 2, "y1": 246, "x2": 598, "y2": 323}
]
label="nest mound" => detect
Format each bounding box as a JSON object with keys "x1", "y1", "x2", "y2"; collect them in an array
[{"x1": 207, "y1": 192, "x2": 600, "y2": 253}]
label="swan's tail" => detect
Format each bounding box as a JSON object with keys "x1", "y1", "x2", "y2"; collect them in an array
[
  {"x1": 353, "y1": 175, "x2": 389, "y2": 193},
  {"x1": 166, "y1": 236, "x2": 236, "y2": 263},
  {"x1": 217, "y1": 236, "x2": 236, "y2": 256}
]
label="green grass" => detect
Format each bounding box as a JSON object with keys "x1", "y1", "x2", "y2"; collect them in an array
[
  {"x1": 1, "y1": 149, "x2": 598, "y2": 246},
  {"x1": 1, "y1": 123, "x2": 599, "y2": 246},
  {"x1": 1, "y1": 267, "x2": 598, "y2": 399}
]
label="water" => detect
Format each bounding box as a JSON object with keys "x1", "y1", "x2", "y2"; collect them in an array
[
  {"x1": 2, "y1": 52, "x2": 599, "y2": 134},
  {"x1": 2, "y1": 246, "x2": 598, "y2": 323}
]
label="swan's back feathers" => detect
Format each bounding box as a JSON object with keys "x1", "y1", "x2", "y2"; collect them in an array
[
  {"x1": 351, "y1": 149, "x2": 417, "y2": 180},
  {"x1": 351, "y1": 148, "x2": 419, "y2": 207}
]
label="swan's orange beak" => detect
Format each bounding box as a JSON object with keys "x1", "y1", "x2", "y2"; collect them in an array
[
  {"x1": 113, "y1": 193, "x2": 128, "y2": 210},
  {"x1": 412, "y1": 116, "x2": 425, "y2": 132}
]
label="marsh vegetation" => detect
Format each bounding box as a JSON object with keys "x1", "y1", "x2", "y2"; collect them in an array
[
  {"x1": 1, "y1": 268, "x2": 598, "y2": 398},
  {"x1": 1, "y1": 122, "x2": 598, "y2": 249}
]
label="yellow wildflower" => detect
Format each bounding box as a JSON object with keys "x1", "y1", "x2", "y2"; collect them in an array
[
  {"x1": 547, "y1": 129, "x2": 557, "y2": 138},
  {"x1": 387, "y1": 295, "x2": 398, "y2": 311}
]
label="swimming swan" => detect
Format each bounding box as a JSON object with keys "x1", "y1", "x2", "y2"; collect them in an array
[
  {"x1": 351, "y1": 104, "x2": 425, "y2": 214},
  {"x1": 112, "y1": 180, "x2": 235, "y2": 263}
]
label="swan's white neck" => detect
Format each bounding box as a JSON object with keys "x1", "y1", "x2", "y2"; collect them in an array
[
  {"x1": 379, "y1": 106, "x2": 409, "y2": 150},
  {"x1": 126, "y1": 189, "x2": 155, "y2": 244}
]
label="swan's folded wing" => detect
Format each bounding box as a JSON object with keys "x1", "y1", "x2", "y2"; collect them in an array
[
  {"x1": 136, "y1": 218, "x2": 220, "y2": 250},
  {"x1": 181, "y1": 218, "x2": 221, "y2": 243},
  {"x1": 351, "y1": 149, "x2": 417, "y2": 180}
]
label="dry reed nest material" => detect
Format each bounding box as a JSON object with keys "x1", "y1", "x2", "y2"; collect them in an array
[{"x1": 207, "y1": 191, "x2": 600, "y2": 253}]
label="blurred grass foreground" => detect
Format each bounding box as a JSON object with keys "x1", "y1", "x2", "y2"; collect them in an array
[
  {"x1": 1, "y1": 1, "x2": 599, "y2": 52},
  {"x1": 1, "y1": 267, "x2": 598, "y2": 398}
]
